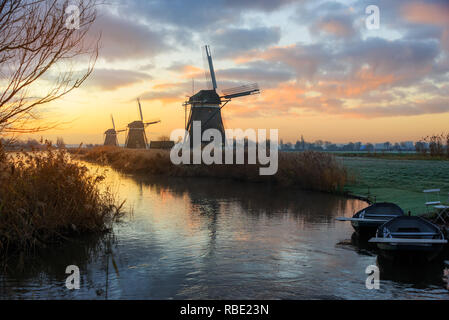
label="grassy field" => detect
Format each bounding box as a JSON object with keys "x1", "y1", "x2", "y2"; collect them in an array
[
  {"x1": 337, "y1": 152, "x2": 449, "y2": 161},
  {"x1": 341, "y1": 157, "x2": 449, "y2": 215}
]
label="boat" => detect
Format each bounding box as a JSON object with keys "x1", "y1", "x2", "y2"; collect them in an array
[
  {"x1": 336, "y1": 202, "x2": 405, "y2": 236},
  {"x1": 369, "y1": 216, "x2": 447, "y2": 262}
]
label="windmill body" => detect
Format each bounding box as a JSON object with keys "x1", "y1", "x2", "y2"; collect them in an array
[
  {"x1": 104, "y1": 115, "x2": 124, "y2": 146},
  {"x1": 187, "y1": 89, "x2": 225, "y2": 147},
  {"x1": 125, "y1": 99, "x2": 161, "y2": 149},
  {"x1": 184, "y1": 46, "x2": 260, "y2": 148},
  {"x1": 104, "y1": 128, "x2": 119, "y2": 146},
  {"x1": 125, "y1": 120, "x2": 148, "y2": 149}
]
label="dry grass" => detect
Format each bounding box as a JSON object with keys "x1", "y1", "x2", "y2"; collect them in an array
[
  {"x1": 74, "y1": 146, "x2": 349, "y2": 193},
  {"x1": 0, "y1": 143, "x2": 125, "y2": 257}
]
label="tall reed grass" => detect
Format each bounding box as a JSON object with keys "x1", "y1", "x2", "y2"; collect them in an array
[
  {"x1": 74, "y1": 146, "x2": 349, "y2": 193},
  {"x1": 416, "y1": 133, "x2": 449, "y2": 158},
  {"x1": 0, "y1": 143, "x2": 125, "y2": 257}
]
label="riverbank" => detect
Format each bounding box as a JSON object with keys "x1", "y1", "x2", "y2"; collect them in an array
[
  {"x1": 341, "y1": 157, "x2": 449, "y2": 216},
  {"x1": 72, "y1": 146, "x2": 349, "y2": 194}
]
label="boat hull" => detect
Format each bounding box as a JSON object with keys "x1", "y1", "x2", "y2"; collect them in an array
[
  {"x1": 375, "y1": 216, "x2": 446, "y2": 262},
  {"x1": 376, "y1": 242, "x2": 444, "y2": 262},
  {"x1": 351, "y1": 220, "x2": 385, "y2": 237},
  {"x1": 350, "y1": 202, "x2": 405, "y2": 237}
]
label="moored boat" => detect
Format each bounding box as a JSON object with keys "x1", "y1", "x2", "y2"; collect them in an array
[
  {"x1": 336, "y1": 202, "x2": 405, "y2": 237},
  {"x1": 369, "y1": 216, "x2": 447, "y2": 262}
]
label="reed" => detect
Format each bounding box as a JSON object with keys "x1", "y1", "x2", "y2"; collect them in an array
[
  {"x1": 74, "y1": 146, "x2": 349, "y2": 193},
  {"x1": 0, "y1": 143, "x2": 125, "y2": 257}
]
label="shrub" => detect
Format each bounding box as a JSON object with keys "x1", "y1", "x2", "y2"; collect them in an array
[
  {"x1": 0, "y1": 145, "x2": 125, "y2": 257},
  {"x1": 74, "y1": 147, "x2": 348, "y2": 193}
]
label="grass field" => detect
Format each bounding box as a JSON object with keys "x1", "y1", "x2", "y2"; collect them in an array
[
  {"x1": 341, "y1": 157, "x2": 449, "y2": 215},
  {"x1": 337, "y1": 152, "x2": 449, "y2": 161}
]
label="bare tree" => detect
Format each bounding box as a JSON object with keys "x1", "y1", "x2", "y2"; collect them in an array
[{"x1": 0, "y1": 0, "x2": 99, "y2": 134}]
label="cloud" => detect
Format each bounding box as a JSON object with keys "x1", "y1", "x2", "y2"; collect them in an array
[
  {"x1": 210, "y1": 27, "x2": 282, "y2": 58},
  {"x1": 223, "y1": 0, "x2": 298, "y2": 12},
  {"x1": 342, "y1": 97, "x2": 449, "y2": 118},
  {"x1": 89, "y1": 11, "x2": 170, "y2": 61},
  {"x1": 139, "y1": 81, "x2": 193, "y2": 105},
  {"x1": 217, "y1": 62, "x2": 294, "y2": 86},
  {"x1": 119, "y1": 0, "x2": 297, "y2": 30},
  {"x1": 228, "y1": 31, "x2": 446, "y2": 118},
  {"x1": 401, "y1": 1, "x2": 449, "y2": 51},
  {"x1": 402, "y1": 1, "x2": 449, "y2": 26},
  {"x1": 238, "y1": 36, "x2": 440, "y2": 89},
  {"x1": 87, "y1": 69, "x2": 152, "y2": 90},
  {"x1": 313, "y1": 15, "x2": 357, "y2": 38}
]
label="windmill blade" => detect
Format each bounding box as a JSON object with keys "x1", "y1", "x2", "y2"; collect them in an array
[
  {"x1": 144, "y1": 120, "x2": 161, "y2": 127},
  {"x1": 221, "y1": 83, "x2": 260, "y2": 100},
  {"x1": 203, "y1": 45, "x2": 217, "y2": 90},
  {"x1": 202, "y1": 49, "x2": 212, "y2": 90},
  {"x1": 111, "y1": 114, "x2": 116, "y2": 130},
  {"x1": 116, "y1": 129, "x2": 127, "y2": 133},
  {"x1": 137, "y1": 98, "x2": 144, "y2": 121}
]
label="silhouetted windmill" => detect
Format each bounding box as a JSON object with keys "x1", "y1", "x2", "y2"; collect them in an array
[
  {"x1": 104, "y1": 115, "x2": 125, "y2": 146},
  {"x1": 183, "y1": 45, "x2": 260, "y2": 147},
  {"x1": 125, "y1": 99, "x2": 161, "y2": 149}
]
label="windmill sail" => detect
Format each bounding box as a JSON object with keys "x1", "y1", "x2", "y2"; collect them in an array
[
  {"x1": 205, "y1": 45, "x2": 217, "y2": 90},
  {"x1": 221, "y1": 83, "x2": 260, "y2": 100},
  {"x1": 111, "y1": 114, "x2": 116, "y2": 130},
  {"x1": 137, "y1": 98, "x2": 144, "y2": 121},
  {"x1": 145, "y1": 120, "x2": 161, "y2": 127},
  {"x1": 104, "y1": 114, "x2": 121, "y2": 146}
]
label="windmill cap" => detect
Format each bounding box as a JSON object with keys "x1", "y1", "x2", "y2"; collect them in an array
[
  {"x1": 189, "y1": 90, "x2": 221, "y2": 104},
  {"x1": 128, "y1": 121, "x2": 145, "y2": 128}
]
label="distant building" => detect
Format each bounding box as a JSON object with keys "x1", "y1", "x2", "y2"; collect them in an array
[{"x1": 401, "y1": 141, "x2": 415, "y2": 150}]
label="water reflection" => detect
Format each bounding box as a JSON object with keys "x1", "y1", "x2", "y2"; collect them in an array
[
  {"x1": 133, "y1": 175, "x2": 357, "y2": 223},
  {"x1": 0, "y1": 233, "x2": 116, "y2": 299},
  {"x1": 1, "y1": 166, "x2": 448, "y2": 300},
  {"x1": 377, "y1": 255, "x2": 446, "y2": 287}
]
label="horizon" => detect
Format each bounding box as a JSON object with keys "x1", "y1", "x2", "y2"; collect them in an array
[{"x1": 3, "y1": 135, "x2": 423, "y2": 146}]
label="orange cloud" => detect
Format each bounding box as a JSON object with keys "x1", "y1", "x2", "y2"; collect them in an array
[
  {"x1": 152, "y1": 82, "x2": 183, "y2": 90},
  {"x1": 402, "y1": 2, "x2": 449, "y2": 25},
  {"x1": 339, "y1": 68, "x2": 397, "y2": 97},
  {"x1": 175, "y1": 65, "x2": 205, "y2": 79},
  {"x1": 402, "y1": 1, "x2": 449, "y2": 51},
  {"x1": 233, "y1": 44, "x2": 296, "y2": 64},
  {"x1": 316, "y1": 19, "x2": 354, "y2": 38}
]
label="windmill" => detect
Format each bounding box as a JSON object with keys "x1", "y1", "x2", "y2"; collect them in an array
[
  {"x1": 183, "y1": 45, "x2": 260, "y2": 147},
  {"x1": 104, "y1": 115, "x2": 125, "y2": 147},
  {"x1": 125, "y1": 98, "x2": 161, "y2": 149}
]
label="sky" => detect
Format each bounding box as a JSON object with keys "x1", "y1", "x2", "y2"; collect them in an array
[{"x1": 25, "y1": 0, "x2": 449, "y2": 144}]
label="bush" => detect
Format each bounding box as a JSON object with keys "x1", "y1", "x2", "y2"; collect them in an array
[
  {"x1": 75, "y1": 147, "x2": 348, "y2": 193},
  {"x1": 0, "y1": 145, "x2": 125, "y2": 256}
]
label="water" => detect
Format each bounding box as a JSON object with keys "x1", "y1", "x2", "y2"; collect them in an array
[{"x1": 1, "y1": 164, "x2": 448, "y2": 300}]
